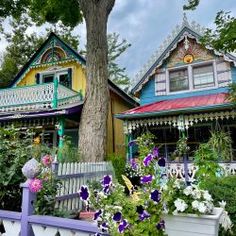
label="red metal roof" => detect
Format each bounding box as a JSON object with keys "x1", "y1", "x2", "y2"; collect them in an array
[{"x1": 122, "y1": 93, "x2": 230, "y2": 115}]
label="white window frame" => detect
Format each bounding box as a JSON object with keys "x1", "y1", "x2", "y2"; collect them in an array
[
  {"x1": 39, "y1": 67, "x2": 71, "y2": 84},
  {"x1": 166, "y1": 60, "x2": 218, "y2": 95}
]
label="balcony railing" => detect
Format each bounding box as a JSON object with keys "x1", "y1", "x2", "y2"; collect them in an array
[
  {"x1": 0, "y1": 83, "x2": 82, "y2": 113},
  {"x1": 167, "y1": 162, "x2": 236, "y2": 182}
]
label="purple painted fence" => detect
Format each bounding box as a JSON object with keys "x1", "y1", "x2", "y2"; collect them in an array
[{"x1": 0, "y1": 161, "x2": 114, "y2": 236}]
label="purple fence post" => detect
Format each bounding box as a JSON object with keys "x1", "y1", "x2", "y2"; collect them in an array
[{"x1": 20, "y1": 180, "x2": 36, "y2": 236}]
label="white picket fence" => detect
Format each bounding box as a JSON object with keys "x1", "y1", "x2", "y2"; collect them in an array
[{"x1": 55, "y1": 162, "x2": 114, "y2": 212}]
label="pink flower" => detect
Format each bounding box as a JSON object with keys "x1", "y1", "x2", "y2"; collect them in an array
[
  {"x1": 28, "y1": 178, "x2": 43, "y2": 193},
  {"x1": 41, "y1": 155, "x2": 53, "y2": 167}
]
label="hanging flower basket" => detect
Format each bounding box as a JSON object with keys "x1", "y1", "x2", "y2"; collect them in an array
[{"x1": 164, "y1": 207, "x2": 223, "y2": 236}]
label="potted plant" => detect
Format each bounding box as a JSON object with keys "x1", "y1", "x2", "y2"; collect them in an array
[{"x1": 164, "y1": 179, "x2": 223, "y2": 236}]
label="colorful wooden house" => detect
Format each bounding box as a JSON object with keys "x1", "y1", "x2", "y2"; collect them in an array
[
  {"x1": 0, "y1": 32, "x2": 138, "y2": 156},
  {"x1": 116, "y1": 17, "x2": 236, "y2": 164}
]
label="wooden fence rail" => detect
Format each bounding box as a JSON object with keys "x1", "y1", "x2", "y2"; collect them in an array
[{"x1": 55, "y1": 161, "x2": 114, "y2": 212}]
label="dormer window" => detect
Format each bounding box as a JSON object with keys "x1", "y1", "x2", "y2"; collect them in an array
[
  {"x1": 36, "y1": 68, "x2": 72, "y2": 89},
  {"x1": 169, "y1": 68, "x2": 189, "y2": 92}
]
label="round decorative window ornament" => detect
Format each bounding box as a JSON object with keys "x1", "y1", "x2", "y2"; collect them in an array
[{"x1": 183, "y1": 54, "x2": 194, "y2": 64}]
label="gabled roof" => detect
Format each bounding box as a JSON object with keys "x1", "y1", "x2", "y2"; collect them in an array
[
  {"x1": 116, "y1": 93, "x2": 233, "y2": 119},
  {"x1": 131, "y1": 16, "x2": 236, "y2": 95},
  {"x1": 8, "y1": 32, "x2": 138, "y2": 107},
  {"x1": 9, "y1": 32, "x2": 86, "y2": 87}
]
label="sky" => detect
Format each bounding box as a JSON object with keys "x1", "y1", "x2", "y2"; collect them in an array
[{"x1": 0, "y1": 0, "x2": 236, "y2": 80}]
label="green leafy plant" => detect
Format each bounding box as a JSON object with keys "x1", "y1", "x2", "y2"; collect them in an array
[
  {"x1": 204, "y1": 175, "x2": 236, "y2": 235},
  {"x1": 208, "y1": 130, "x2": 232, "y2": 161},
  {"x1": 106, "y1": 154, "x2": 125, "y2": 185},
  {"x1": 136, "y1": 132, "x2": 155, "y2": 159}
]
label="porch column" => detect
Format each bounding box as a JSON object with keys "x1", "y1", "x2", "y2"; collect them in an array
[
  {"x1": 53, "y1": 77, "x2": 58, "y2": 108},
  {"x1": 57, "y1": 118, "x2": 65, "y2": 160},
  {"x1": 128, "y1": 134, "x2": 133, "y2": 160}
]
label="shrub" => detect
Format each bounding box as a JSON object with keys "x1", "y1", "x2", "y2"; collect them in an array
[
  {"x1": 107, "y1": 154, "x2": 126, "y2": 185},
  {"x1": 204, "y1": 175, "x2": 236, "y2": 235}
]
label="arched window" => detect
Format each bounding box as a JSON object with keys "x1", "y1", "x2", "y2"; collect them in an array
[{"x1": 41, "y1": 47, "x2": 66, "y2": 63}]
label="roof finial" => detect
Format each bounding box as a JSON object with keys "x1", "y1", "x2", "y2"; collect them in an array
[{"x1": 182, "y1": 12, "x2": 189, "y2": 27}]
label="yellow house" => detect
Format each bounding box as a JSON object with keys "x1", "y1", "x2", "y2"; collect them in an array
[{"x1": 0, "y1": 32, "x2": 138, "y2": 157}]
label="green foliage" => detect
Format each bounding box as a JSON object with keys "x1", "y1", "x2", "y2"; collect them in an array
[
  {"x1": 0, "y1": 127, "x2": 33, "y2": 211},
  {"x1": 173, "y1": 135, "x2": 190, "y2": 157},
  {"x1": 59, "y1": 136, "x2": 81, "y2": 163},
  {"x1": 204, "y1": 175, "x2": 236, "y2": 235},
  {"x1": 136, "y1": 132, "x2": 155, "y2": 159},
  {"x1": 194, "y1": 143, "x2": 220, "y2": 187},
  {"x1": 200, "y1": 11, "x2": 236, "y2": 53},
  {"x1": 106, "y1": 154, "x2": 126, "y2": 185},
  {"x1": 183, "y1": 0, "x2": 200, "y2": 10},
  {"x1": 227, "y1": 83, "x2": 236, "y2": 104},
  {"x1": 208, "y1": 130, "x2": 232, "y2": 161},
  {"x1": 107, "y1": 33, "x2": 131, "y2": 90}
]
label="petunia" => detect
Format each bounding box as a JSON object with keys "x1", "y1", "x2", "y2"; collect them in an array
[
  {"x1": 143, "y1": 154, "x2": 153, "y2": 167},
  {"x1": 156, "y1": 220, "x2": 165, "y2": 230},
  {"x1": 128, "y1": 140, "x2": 136, "y2": 147},
  {"x1": 94, "y1": 209, "x2": 102, "y2": 220},
  {"x1": 28, "y1": 178, "x2": 43, "y2": 193},
  {"x1": 102, "y1": 175, "x2": 112, "y2": 187},
  {"x1": 130, "y1": 159, "x2": 138, "y2": 169},
  {"x1": 113, "y1": 212, "x2": 122, "y2": 222},
  {"x1": 103, "y1": 185, "x2": 110, "y2": 195},
  {"x1": 118, "y1": 219, "x2": 129, "y2": 233},
  {"x1": 100, "y1": 222, "x2": 109, "y2": 232},
  {"x1": 79, "y1": 185, "x2": 89, "y2": 201},
  {"x1": 139, "y1": 210, "x2": 150, "y2": 221},
  {"x1": 140, "y1": 175, "x2": 153, "y2": 184},
  {"x1": 158, "y1": 157, "x2": 166, "y2": 167},
  {"x1": 153, "y1": 146, "x2": 159, "y2": 158},
  {"x1": 150, "y1": 189, "x2": 161, "y2": 203}
]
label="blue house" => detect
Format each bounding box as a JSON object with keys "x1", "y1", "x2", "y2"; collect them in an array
[{"x1": 116, "y1": 17, "x2": 236, "y2": 164}]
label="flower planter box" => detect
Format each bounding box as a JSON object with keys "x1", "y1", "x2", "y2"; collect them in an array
[{"x1": 164, "y1": 207, "x2": 223, "y2": 236}]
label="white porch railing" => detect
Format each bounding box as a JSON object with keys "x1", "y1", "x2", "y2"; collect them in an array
[
  {"x1": 0, "y1": 83, "x2": 82, "y2": 113},
  {"x1": 167, "y1": 162, "x2": 236, "y2": 182}
]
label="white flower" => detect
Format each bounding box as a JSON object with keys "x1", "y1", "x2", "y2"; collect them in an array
[
  {"x1": 174, "y1": 198, "x2": 188, "y2": 212},
  {"x1": 219, "y1": 200, "x2": 226, "y2": 209},
  {"x1": 192, "y1": 189, "x2": 201, "y2": 199},
  {"x1": 173, "y1": 179, "x2": 182, "y2": 189},
  {"x1": 220, "y1": 210, "x2": 233, "y2": 231},
  {"x1": 183, "y1": 186, "x2": 192, "y2": 196},
  {"x1": 192, "y1": 200, "x2": 199, "y2": 209},
  {"x1": 203, "y1": 191, "x2": 212, "y2": 201},
  {"x1": 198, "y1": 202, "x2": 207, "y2": 214}
]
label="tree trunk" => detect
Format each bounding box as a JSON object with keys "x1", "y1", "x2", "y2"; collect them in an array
[{"x1": 78, "y1": 0, "x2": 115, "y2": 162}]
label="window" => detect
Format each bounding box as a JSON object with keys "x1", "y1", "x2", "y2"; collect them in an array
[
  {"x1": 193, "y1": 64, "x2": 214, "y2": 89},
  {"x1": 42, "y1": 74, "x2": 54, "y2": 83},
  {"x1": 169, "y1": 68, "x2": 188, "y2": 92},
  {"x1": 36, "y1": 68, "x2": 72, "y2": 89}
]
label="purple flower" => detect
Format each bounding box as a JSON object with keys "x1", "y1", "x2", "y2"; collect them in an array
[
  {"x1": 139, "y1": 210, "x2": 150, "y2": 221},
  {"x1": 102, "y1": 175, "x2": 112, "y2": 187},
  {"x1": 156, "y1": 220, "x2": 165, "y2": 230},
  {"x1": 153, "y1": 147, "x2": 159, "y2": 158},
  {"x1": 103, "y1": 185, "x2": 110, "y2": 195},
  {"x1": 28, "y1": 178, "x2": 43, "y2": 193},
  {"x1": 140, "y1": 175, "x2": 153, "y2": 184},
  {"x1": 158, "y1": 157, "x2": 166, "y2": 167},
  {"x1": 150, "y1": 190, "x2": 161, "y2": 203},
  {"x1": 94, "y1": 209, "x2": 102, "y2": 220},
  {"x1": 118, "y1": 219, "x2": 129, "y2": 233},
  {"x1": 99, "y1": 222, "x2": 108, "y2": 232},
  {"x1": 143, "y1": 154, "x2": 153, "y2": 167},
  {"x1": 130, "y1": 159, "x2": 138, "y2": 169},
  {"x1": 79, "y1": 185, "x2": 89, "y2": 201},
  {"x1": 113, "y1": 212, "x2": 122, "y2": 222}
]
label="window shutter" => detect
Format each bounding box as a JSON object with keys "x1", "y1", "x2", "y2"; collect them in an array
[
  {"x1": 216, "y1": 61, "x2": 231, "y2": 87},
  {"x1": 35, "y1": 73, "x2": 40, "y2": 84},
  {"x1": 67, "y1": 68, "x2": 72, "y2": 89}
]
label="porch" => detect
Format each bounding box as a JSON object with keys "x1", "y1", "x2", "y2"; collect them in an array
[{"x1": 0, "y1": 82, "x2": 83, "y2": 113}]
